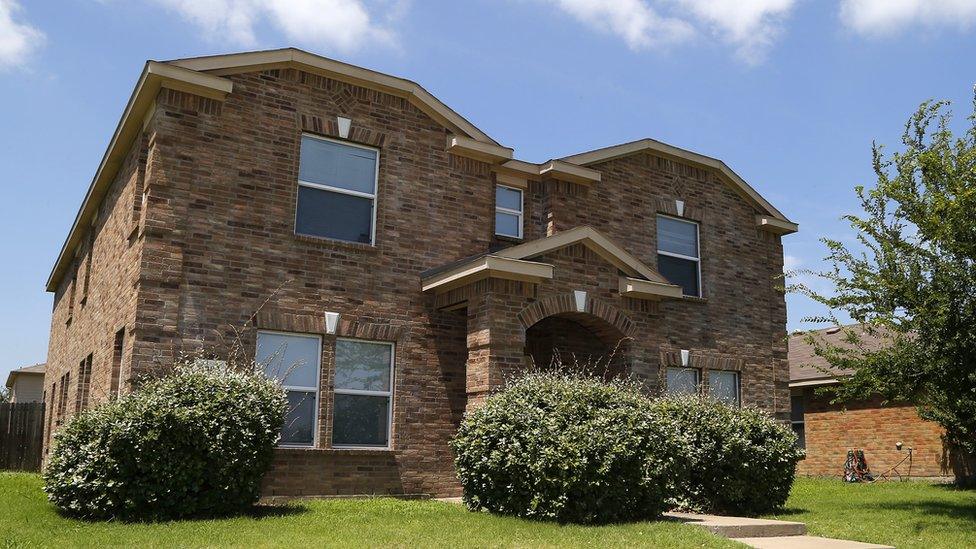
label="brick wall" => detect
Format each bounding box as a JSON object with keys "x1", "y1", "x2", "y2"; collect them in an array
[
  {"x1": 43, "y1": 129, "x2": 147, "y2": 453},
  {"x1": 796, "y1": 388, "x2": 951, "y2": 478}
]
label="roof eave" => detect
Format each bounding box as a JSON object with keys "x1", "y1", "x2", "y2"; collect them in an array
[
  {"x1": 560, "y1": 138, "x2": 797, "y2": 229},
  {"x1": 45, "y1": 62, "x2": 233, "y2": 292}
]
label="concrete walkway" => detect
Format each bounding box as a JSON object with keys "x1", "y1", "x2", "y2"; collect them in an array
[{"x1": 664, "y1": 512, "x2": 894, "y2": 549}]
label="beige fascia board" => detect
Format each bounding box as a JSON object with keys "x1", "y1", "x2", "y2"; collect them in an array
[
  {"x1": 421, "y1": 256, "x2": 554, "y2": 293},
  {"x1": 539, "y1": 160, "x2": 601, "y2": 184},
  {"x1": 756, "y1": 215, "x2": 799, "y2": 235},
  {"x1": 494, "y1": 159, "x2": 543, "y2": 180},
  {"x1": 619, "y1": 276, "x2": 683, "y2": 300},
  {"x1": 447, "y1": 135, "x2": 513, "y2": 163},
  {"x1": 168, "y1": 48, "x2": 500, "y2": 146},
  {"x1": 789, "y1": 378, "x2": 841, "y2": 388},
  {"x1": 561, "y1": 138, "x2": 794, "y2": 223},
  {"x1": 45, "y1": 62, "x2": 233, "y2": 292},
  {"x1": 495, "y1": 172, "x2": 528, "y2": 189},
  {"x1": 495, "y1": 226, "x2": 668, "y2": 283}
]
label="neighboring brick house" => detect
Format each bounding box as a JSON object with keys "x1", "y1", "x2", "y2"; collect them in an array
[
  {"x1": 790, "y1": 326, "x2": 953, "y2": 479},
  {"x1": 43, "y1": 48, "x2": 798, "y2": 497},
  {"x1": 5, "y1": 363, "x2": 46, "y2": 403}
]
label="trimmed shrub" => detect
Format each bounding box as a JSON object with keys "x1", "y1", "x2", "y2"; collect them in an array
[
  {"x1": 44, "y1": 361, "x2": 287, "y2": 521},
  {"x1": 451, "y1": 372, "x2": 685, "y2": 524},
  {"x1": 650, "y1": 395, "x2": 804, "y2": 515}
]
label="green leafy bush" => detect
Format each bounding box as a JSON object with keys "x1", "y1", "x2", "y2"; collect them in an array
[
  {"x1": 451, "y1": 372, "x2": 685, "y2": 524},
  {"x1": 44, "y1": 361, "x2": 287, "y2": 521},
  {"x1": 650, "y1": 395, "x2": 803, "y2": 515}
]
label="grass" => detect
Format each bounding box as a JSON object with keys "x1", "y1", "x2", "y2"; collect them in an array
[
  {"x1": 768, "y1": 478, "x2": 976, "y2": 549},
  {"x1": 0, "y1": 473, "x2": 736, "y2": 548}
]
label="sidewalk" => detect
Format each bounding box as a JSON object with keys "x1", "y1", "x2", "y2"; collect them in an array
[{"x1": 664, "y1": 512, "x2": 894, "y2": 549}]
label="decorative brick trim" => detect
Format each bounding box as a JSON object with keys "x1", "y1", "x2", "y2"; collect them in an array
[
  {"x1": 449, "y1": 154, "x2": 491, "y2": 176},
  {"x1": 432, "y1": 278, "x2": 536, "y2": 310},
  {"x1": 517, "y1": 293, "x2": 637, "y2": 337},
  {"x1": 655, "y1": 197, "x2": 704, "y2": 222},
  {"x1": 157, "y1": 89, "x2": 222, "y2": 116},
  {"x1": 335, "y1": 319, "x2": 404, "y2": 341},
  {"x1": 298, "y1": 114, "x2": 387, "y2": 148},
  {"x1": 659, "y1": 347, "x2": 744, "y2": 370},
  {"x1": 256, "y1": 310, "x2": 325, "y2": 334}
]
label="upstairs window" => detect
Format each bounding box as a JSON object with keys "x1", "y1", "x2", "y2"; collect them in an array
[
  {"x1": 296, "y1": 135, "x2": 378, "y2": 244},
  {"x1": 495, "y1": 185, "x2": 523, "y2": 239},
  {"x1": 657, "y1": 215, "x2": 701, "y2": 297},
  {"x1": 256, "y1": 331, "x2": 322, "y2": 447}
]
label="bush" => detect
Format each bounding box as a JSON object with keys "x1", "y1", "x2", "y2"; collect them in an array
[
  {"x1": 451, "y1": 372, "x2": 685, "y2": 524},
  {"x1": 44, "y1": 361, "x2": 287, "y2": 521},
  {"x1": 650, "y1": 395, "x2": 803, "y2": 515}
]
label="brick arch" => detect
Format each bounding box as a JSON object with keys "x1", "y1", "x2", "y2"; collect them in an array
[{"x1": 516, "y1": 293, "x2": 637, "y2": 338}]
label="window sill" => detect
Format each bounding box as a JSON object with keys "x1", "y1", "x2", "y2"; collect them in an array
[
  {"x1": 680, "y1": 295, "x2": 708, "y2": 304},
  {"x1": 275, "y1": 446, "x2": 394, "y2": 456},
  {"x1": 293, "y1": 233, "x2": 379, "y2": 252}
]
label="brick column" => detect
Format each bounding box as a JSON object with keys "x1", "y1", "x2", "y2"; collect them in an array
[{"x1": 465, "y1": 292, "x2": 526, "y2": 411}]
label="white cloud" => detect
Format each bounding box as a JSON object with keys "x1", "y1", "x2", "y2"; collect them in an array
[
  {"x1": 147, "y1": 0, "x2": 397, "y2": 52},
  {"x1": 676, "y1": 0, "x2": 795, "y2": 64},
  {"x1": 545, "y1": 0, "x2": 695, "y2": 50},
  {"x1": 0, "y1": 0, "x2": 44, "y2": 70},
  {"x1": 840, "y1": 0, "x2": 976, "y2": 35},
  {"x1": 541, "y1": 0, "x2": 795, "y2": 64},
  {"x1": 783, "y1": 254, "x2": 803, "y2": 271}
]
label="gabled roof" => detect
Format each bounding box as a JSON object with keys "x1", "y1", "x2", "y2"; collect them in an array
[
  {"x1": 421, "y1": 226, "x2": 682, "y2": 300},
  {"x1": 494, "y1": 226, "x2": 670, "y2": 284},
  {"x1": 168, "y1": 48, "x2": 500, "y2": 146},
  {"x1": 560, "y1": 138, "x2": 797, "y2": 229},
  {"x1": 5, "y1": 363, "x2": 46, "y2": 389}
]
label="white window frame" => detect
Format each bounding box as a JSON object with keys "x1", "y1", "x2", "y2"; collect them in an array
[
  {"x1": 665, "y1": 366, "x2": 701, "y2": 396},
  {"x1": 295, "y1": 133, "x2": 380, "y2": 246},
  {"x1": 707, "y1": 369, "x2": 741, "y2": 406},
  {"x1": 257, "y1": 330, "x2": 322, "y2": 449},
  {"x1": 332, "y1": 338, "x2": 395, "y2": 450},
  {"x1": 494, "y1": 184, "x2": 524, "y2": 239},
  {"x1": 656, "y1": 214, "x2": 702, "y2": 298}
]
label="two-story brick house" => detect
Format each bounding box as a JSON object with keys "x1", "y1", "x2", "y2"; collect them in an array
[{"x1": 43, "y1": 48, "x2": 797, "y2": 498}]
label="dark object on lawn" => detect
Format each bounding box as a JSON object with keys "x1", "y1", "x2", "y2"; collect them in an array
[
  {"x1": 844, "y1": 449, "x2": 874, "y2": 482},
  {"x1": 43, "y1": 361, "x2": 287, "y2": 521}
]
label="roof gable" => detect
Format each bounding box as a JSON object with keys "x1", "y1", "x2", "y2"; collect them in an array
[
  {"x1": 560, "y1": 138, "x2": 797, "y2": 230},
  {"x1": 167, "y1": 48, "x2": 499, "y2": 146},
  {"x1": 494, "y1": 226, "x2": 670, "y2": 284}
]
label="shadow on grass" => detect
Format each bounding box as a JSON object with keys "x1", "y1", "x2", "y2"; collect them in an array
[
  {"x1": 865, "y1": 499, "x2": 976, "y2": 523},
  {"x1": 53, "y1": 502, "x2": 310, "y2": 524}
]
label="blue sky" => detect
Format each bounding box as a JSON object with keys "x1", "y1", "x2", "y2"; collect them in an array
[{"x1": 2, "y1": 0, "x2": 976, "y2": 381}]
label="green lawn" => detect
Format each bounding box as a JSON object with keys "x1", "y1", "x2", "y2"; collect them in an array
[
  {"x1": 767, "y1": 478, "x2": 976, "y2": 549},
  {"x1": 0, "y1": 473, "x2": 735, "y2": 548}
]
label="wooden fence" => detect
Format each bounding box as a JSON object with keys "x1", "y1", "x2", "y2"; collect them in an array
[{"x1": 0, "y1": 402, "x2": 45, "y2": 472}]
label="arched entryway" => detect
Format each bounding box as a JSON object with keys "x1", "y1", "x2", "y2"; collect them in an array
[
  {"x1": 523, "y1": 312, "x2": 631, "y2": 379},
  {"x1": 518, "y1": 293, "x2": 636, "y2": 380}
]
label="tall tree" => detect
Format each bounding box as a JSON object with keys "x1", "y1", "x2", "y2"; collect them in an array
[{"x1": 795, "y1": 98, "x2": 976, "y2": 486}]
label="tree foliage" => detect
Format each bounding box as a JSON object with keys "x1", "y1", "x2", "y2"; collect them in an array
[{"x1": 793, "y1": 98, "x2": 976, "y2": 483}]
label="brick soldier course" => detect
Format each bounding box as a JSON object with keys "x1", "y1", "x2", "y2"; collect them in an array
[{"x1": 43, "y1": 48, "x2": 798, "y2": 497}]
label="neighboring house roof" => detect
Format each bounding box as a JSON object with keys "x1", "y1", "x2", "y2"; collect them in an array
[
  {"x1": 46, "y1": 48, "x2": 797, "y2": 293},
  {"x1": 788, "y1": 325, "x2": 886, "y2": 387},
  {"x1": 5, "y1": 363, "x2": 46, "y2": 390}
]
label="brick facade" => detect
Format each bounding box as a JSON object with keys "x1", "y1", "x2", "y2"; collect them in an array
[
  {"x1": 44, "y1": 51, "x2": 794, "y2": 498},
  {"x1": 795, "y1": 389, "x2": 951, "y2": 479}
]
